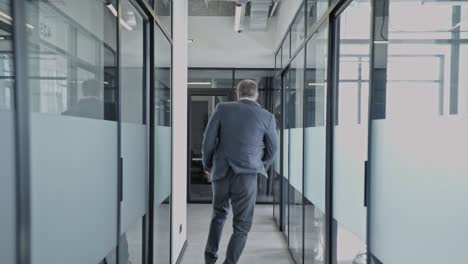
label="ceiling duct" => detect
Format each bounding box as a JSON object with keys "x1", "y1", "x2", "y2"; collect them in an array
[{"x1": 248, "y1": 0, "x2": 271, "y2": 31}]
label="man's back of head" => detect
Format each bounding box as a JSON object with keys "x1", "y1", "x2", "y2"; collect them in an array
[{"x1": 236, "y1": 80, "x2": 258, "y2": 101}]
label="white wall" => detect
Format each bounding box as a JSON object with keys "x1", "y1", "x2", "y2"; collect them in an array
[{"x1": 172, "y1": 0, "x2": 188, "y2": 262}]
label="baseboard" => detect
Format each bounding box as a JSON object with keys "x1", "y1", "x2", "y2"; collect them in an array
[{"x1": 175, "y1": 240, "x2": 188, "y2": 264}]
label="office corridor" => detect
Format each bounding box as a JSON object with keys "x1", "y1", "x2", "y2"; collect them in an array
[{"x1": 181, "y1": 204, "x2": 294, "y2": 264}]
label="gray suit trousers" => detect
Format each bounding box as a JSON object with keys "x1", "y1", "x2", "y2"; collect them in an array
[{"x1": 205, "y1": 170, "x2": 258, "y2": 264}]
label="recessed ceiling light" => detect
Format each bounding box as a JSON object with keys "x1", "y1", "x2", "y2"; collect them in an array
[
  {"x1": 188, "y1": 38, "x2": 194, "y2": 43},
  {"x1": 234, "y1": 4, "x2": 243, "y2": 33}
]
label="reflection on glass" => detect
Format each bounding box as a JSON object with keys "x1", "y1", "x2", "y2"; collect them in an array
[
  {"x1": 0, "y1": 0, "x2": 13, "y2": 111},
  {"x1": 26, "y1": 0, "x2": 118, "y2": 120},
  {"x1": 276, "y1": 48, "x2": 282, "y2": 71},
  {"x1": 155, "y1": 0, "x2": 171, "y2": 37},
  {"x1": 272, "y1": 88, "x2": 282, "y2": 226},
  {"x1": 154, "y1": 24, "x2": 172, "y2": 263},
  {"x1": 287, "y1": 49, "x2": 305, "y2": 263},
  {"x1": 188, "y1": 69, "x2": 234, "y2": 89},
  {"x1": 273, "y1": 51, "x2": 282, "y2": 226},
  {"x1": 307, "y1": 0, "x2": 329, "y2": 32},
  {"x1": 119, "y1": 1, "x2": 146, "y2": 263},
  {"x1": 333, "y1": 1, "x2": 371, "y2": 263},
  {"x1": 100, "y1": 247, "x2": 117, "y2": 264},
  {"x1": 291, "y1": 4, "x2": 305, "y2": 56},
  {"x1": 120, "y1": 0, "x2": 145, "y2": 124},
  {"x1": 258, "y1": 87, "x2": 275, "y2": 203},
  {"x1": 0, "y1": 1, "x2": 15, "y2": 263},
  {"x1": 369, "y1": 1, "x2": 468, "y2": 263},
  {"x1": 304, "y1": 23, "x2": 328, "y2": 264},
  {"x1": 282, "y1": 32, "x2": 291, "y2": 68},
  {"x1": 282, "y1": 71, "x2": 290, "y2": 239}
]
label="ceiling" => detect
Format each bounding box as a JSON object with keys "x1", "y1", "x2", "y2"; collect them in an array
[{"x1": 188, "y1": 0, "x2": 277, "y2": 17}]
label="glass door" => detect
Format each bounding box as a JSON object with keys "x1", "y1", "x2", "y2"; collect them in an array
[
  {"x1": 287, "y1": 49, "x2": 305, "y2": 263},
  {"x1": 332, "y1": 1, "x2": 371, "y2": 263},
  {"x1": 153, "y1": 22, "x2": 172, "y2": 263},
  {"x1": 281, "y1": 70, "x2": 290, "y2": 240},
  {"x1": 118, "y1": 1, "x2": 148, "y2": 263},
  {"x1": 188, "y1": 90, "x2": 234, "y2": 203}
]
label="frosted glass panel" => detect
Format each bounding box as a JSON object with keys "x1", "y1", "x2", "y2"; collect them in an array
[
  {"x1": 304, "y1": 127, "x2": 326, "y2": 211},
  {"x1": 370, "y1": 118, "x2": 468, "y2": 263},
  {"x1": 333, "y1": 1, "x2": 371, "y2": 263},
  {"x1": 288, "y1": 129, "x2": 303, "y2": 191},
  {"x1": 155, "y1": 126, "x2": 172, "y2": 204},
  {"x1": 369, "y1": 1, "x2": 468, "y2": 263},
  {"x1": 121, "y1": 124, "x2": 147, "y2": 234},
  {"x1": 0, "y1": 112, "x2": 15, "y2": 264},
  {"x1": 118, "y1": 1, "x2": 147, "y2": 262},
  {"x1": 30, "y1": 115, "x2": 118, "y2": 264},
  {"x1": 153, "y1": 24, "x2": 172, "y2": 263}
]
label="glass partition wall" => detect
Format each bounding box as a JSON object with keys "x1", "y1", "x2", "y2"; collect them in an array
[
  {"x1": 368, "y1": 1, "x2": 468, "y2": 263},
  {"x1": 153, "y1": 23, "x2": 172, "y2": 263},
  {"x1": 275, "y1": 0, "x2": 468, "y2": 263},
  {"x1": 8, "y1": 0, "x2": 173, "y2": 263},
  {"x1": 332, "y1": 2, "x2": 371, "y2": 263}
]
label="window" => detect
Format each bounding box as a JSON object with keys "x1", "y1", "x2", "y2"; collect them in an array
[{"x1": 188, "y1": 69, "x2": 234, "y2": 89}]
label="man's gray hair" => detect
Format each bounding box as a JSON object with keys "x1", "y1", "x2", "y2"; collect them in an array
[{"x1": 236, "y1": 80, "x2": 258, "y2": 98}]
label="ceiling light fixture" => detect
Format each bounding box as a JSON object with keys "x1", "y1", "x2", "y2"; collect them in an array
[
  {"x1": 188, "y1": 82, "x2": 211, "y2": 86},
  {"x1": 308, "y1": 82, "x2": 327, "y2": 86},
  {"x1": 106, "y1": 3, "x2": 118, "y2": 17},
  {"x1": 106, "y1": 3, "x2": 132, "y2": 30},
  {"x1": 0, "y1": 17, "x2": 11, "y2": 25},
  {"x1": 188, "y1": 38, "x2": 194, "y2": 43},
  {"x1": 374, "y1": 40, "x2": 389, "y2": 44},
  {"x1": 270, "y1": 1, "x2": 280, "y2": 17},
  {"x1": 120, "y1": 19, "x2": 133, "y2": 31},
  {"x1": 234, "y1": 4, "x2": 243, "y2": 33},
  {"x1": 0, "y1": 11, "x2": 12, "y2": 21}
]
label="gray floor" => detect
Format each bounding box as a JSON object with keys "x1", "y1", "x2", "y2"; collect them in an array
[{"x1": 181, "y1": 204, "x2": 294, "y2": 264}]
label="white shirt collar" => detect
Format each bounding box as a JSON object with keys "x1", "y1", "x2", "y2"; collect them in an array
[{"x1": 239, "y1": 97, "x2": 257, "y2": 102}]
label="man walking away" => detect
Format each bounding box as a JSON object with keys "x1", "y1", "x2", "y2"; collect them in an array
[{"x1": 202, "y1": 80, "x2": 279, "y2": 264}]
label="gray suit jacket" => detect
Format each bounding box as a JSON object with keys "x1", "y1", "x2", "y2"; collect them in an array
[{"x1": 202, "y1": 99, "x2": 279, "y2": 181}]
